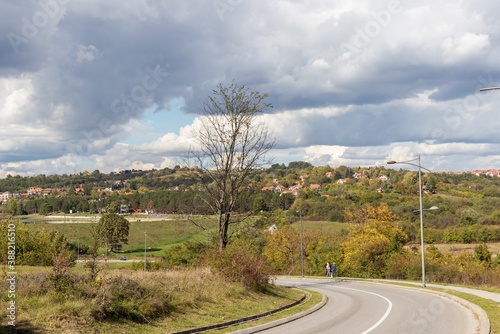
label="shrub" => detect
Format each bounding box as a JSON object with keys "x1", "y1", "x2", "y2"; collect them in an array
[
  {"x1": 164, "y1": 240, "x2": 209, "y2": 267},
  {"x1": 385, "y1": 251, "x2": 421, "y2": 280},
  {"x1": 204, "y1": 241, "x2": 274, "y2": 291},
  {"x1": 92, "y1": 275, "x2": 170, "y2": 323}
]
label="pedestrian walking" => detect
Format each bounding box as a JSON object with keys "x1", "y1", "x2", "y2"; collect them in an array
[
  {"x1": 325, "y1": 262, "x2": 331, "y2": 277},
  {"x1": 330, "y1": 262, "x2": 337, "y2": 278}
]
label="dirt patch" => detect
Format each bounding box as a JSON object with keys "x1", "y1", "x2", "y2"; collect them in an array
[{"x1": 433, "y1": 243, "x2": 500, "y2": 256}]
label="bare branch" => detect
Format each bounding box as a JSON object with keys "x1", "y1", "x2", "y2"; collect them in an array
[{"x1": 188, "y1": 82, "x2": 274, "y2": 249}]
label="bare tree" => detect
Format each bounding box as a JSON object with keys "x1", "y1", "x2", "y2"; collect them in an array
[{"x1": 191, "y1": 82, "x2": 274, "y2": 250}]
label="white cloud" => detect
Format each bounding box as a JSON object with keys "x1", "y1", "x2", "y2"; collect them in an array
[
  {"x1": 0, "y1": 75, "x2": 34, "y2": 122},
  {"x1": 303, "y1": 145, "x2": 348, "y2": 166},
  {"x1": 441, "y1": 33, "x2": 490, "y2": 63}
]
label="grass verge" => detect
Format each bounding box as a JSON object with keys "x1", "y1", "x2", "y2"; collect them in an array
[
  {"x1": 204, "y1": 289, "x2": 323, "y2": 334},
  {"x1": 0, "y1": 268, "x2": 312, "y2": 334}
]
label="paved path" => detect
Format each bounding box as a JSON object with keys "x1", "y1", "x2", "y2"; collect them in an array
[{"x1": 367, "y1": 279, "x2": 500, "y2": 303}]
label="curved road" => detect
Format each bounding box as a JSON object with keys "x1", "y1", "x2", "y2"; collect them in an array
[{"x1": 248, "y1": 278, "x2": 482, "y2": 334}]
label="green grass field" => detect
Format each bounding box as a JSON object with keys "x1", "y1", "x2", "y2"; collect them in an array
[{"x1": 28, "y1": 216, "x2": 218, "y2": 258}]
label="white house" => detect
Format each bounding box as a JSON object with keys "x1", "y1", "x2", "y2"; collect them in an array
[{"x1": 0, "y1": 191, "x2": 13, "y2": 203}]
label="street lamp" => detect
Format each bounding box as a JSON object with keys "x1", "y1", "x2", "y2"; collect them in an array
[
  {"x1": 479, "y1": 87, "x2": 500, "y2": 92},
  {"x1": 144, "y1": 231, "x2": 147, "y2": 271},
  {"x1": 299, "y1": 208, "x2": 304, "y2": 278},
  {"x1": 387, "y1": 154, "x2": 436, "y2": 287}
]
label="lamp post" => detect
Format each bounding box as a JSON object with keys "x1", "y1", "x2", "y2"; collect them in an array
[
  {"x1": 387, "y1": 154, "x2": 436, "y2": 287},
  {"x1": 144, "y1": 231, "x2": 147, "y2": 271},
  {"x1": 479, "y1": 87, "x2": 500, "y2": 92},
  {"x1": 299, "y1": 208, "x2": 304, "y2": 278}
]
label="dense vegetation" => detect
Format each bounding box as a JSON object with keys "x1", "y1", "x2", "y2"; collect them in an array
[{"x1": 2, "y1": 162, "x2": 500, "y2": 245}]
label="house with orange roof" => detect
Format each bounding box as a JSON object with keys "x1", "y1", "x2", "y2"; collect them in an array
[
  {"x1": 75, "y1": 184, "x2": 85, "y2": 195},
  {"x1": 281, "y1": 188, "x2": 298, "y2": 196},
  {"x1": 309, "y1": 184, "x2": 321, "y2": 191},
  {"x1": 274, "y1": 184, "x2": 286, "y2": 193},
  {"x1": 27, "y1": 187, "x2": 43, "y2": 196}
]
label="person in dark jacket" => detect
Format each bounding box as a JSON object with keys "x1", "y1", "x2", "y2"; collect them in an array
[{"x1": 330, "y1": 262, "x2": 337, "y2": 278}]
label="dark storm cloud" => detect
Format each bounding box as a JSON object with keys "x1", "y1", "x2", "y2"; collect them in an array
[{"x1": 1, "y1": 0, "x2": 500, "y2": 175}]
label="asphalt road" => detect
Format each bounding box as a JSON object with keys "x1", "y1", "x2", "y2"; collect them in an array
[{"x1": 241, "y1": 278, "x2": 483, "y2": 334}]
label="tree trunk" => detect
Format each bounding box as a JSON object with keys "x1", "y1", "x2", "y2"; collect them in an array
[{"x1": 218, "y1": 211, "x2": 231, "y2": 250}]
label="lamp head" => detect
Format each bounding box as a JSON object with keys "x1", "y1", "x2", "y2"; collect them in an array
[
  {"x1": 480, "y1": 87, "x2": 500, "y2": 92},
  {"x1": 387, "y1": 160, "x2": 397, "y2": 164}
]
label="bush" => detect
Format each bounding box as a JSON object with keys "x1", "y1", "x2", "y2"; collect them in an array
[
  {"x1": 163, "y1": 240, "x2": 209, "y2": 267},
  {"x1": 130, "y1": 259, "x2": 169, "y2": 271},
  {"x1": 385, "y1": 251, "x2": 421, "y2": 280},
  {"x1": 204, "y1": 241, "x2": 274, "y2": 291},
  {"x1": 92, "y1": 275, "x2": 171, "y2": 323}
]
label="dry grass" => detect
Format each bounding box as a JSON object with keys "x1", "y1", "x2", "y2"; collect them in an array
[
  {"x1": 431, "y1": 242, "x2": 500, "y2": 257},
  {"x1": 0, "y1": 267, "x2": 303, "y2": 334},
  {"x1": 404, "y1": 242, "x2": 500, "y2": 256}
]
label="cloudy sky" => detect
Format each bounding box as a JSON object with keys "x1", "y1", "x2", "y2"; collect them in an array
[{"x1": 1, "y1": 0, "x2": 500, "y2": 177}]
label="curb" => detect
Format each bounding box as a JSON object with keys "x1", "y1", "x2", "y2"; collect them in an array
[
  {"x1": 229, "y1": 294, "x2": 327, "y2": 334},
  {"x1": 431, "y1": 291, "x2": 491, "y2": 334},
  {"x1": 172, "y1": 291, "x2": 323, "y2": 334}
]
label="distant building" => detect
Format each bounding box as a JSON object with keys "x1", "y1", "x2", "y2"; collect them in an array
[
  {"x1": 120, "y1": 204, "x2": 129, "y2": 214},
  {"x1": 352, "y1": 172, "x2": 362, "y2": 179},
  {"x1": 337, "y1": 178, "x2": 350, "y2": 185},
  {"x1": 27, "y1": 187, "x2": 43, "y2": 196},
  {"x1": 0, "y1": 191, "x2": 13, "y2": 203},
  {"x1": 75, "y1": 184, "x2": 85, "y2": 195},
  {"x1": 309, "y1": 184, "x2": 321, "y2": 191},
  {"x1": 274, "y1": 184, "x2": 286, "y2": 193}
]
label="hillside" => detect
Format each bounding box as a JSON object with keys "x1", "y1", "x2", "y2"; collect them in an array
[{"x1": 1, "y1": 162, "x2": 500, "y2": 244}]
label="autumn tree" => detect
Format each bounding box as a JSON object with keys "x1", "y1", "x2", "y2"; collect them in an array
[
  {"x1": 263, "y1": 224, "x2": 343, "y2": 276},
  {"x1": 341, "y1": 204, "x2": 408, "y2": 277},
  {"x1": 190, "y1": 82, "x2": 274, "y2": 250}
]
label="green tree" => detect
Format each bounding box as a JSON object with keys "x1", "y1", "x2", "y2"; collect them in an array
[
  {"x1": 39, "y1": 202, "x2": 53, "y2": 216},
  {"x1": 288, "y1": 161, "x2": 312, "y2": 169},
  {"x1": 7, "y1": 199, "x2": 17, "y2": 215},
  {"x1": 98, "y1": 212, "x2": 130, "y2": 252},
  {"x1": 86, "y1": 223, "x2": 105, "y2": 280},
  {"x1": 190, "y1": 82, "x2": 274, "y2": 250},
  {"x1": 474, "y1": 243, "x2": 491, "y2": 264},
  {"x1": 0, "y1": 220, "x2": 75, "y2": 266}
]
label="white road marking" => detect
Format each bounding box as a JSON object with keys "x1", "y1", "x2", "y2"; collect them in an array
[{"x1": 336, "y1": 286, "x2": 393, "y2": 334}]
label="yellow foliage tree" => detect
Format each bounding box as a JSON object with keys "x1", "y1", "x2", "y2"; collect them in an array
[
  {"x1": 263, "y1": 226, "x2": 300, "y2": 274},
  {"x1": 263, "y1": 224, "x2": 342, "y2": 276},
  {"x1": 341, "y1": 204, "x2": 408, "y2": 277}
]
